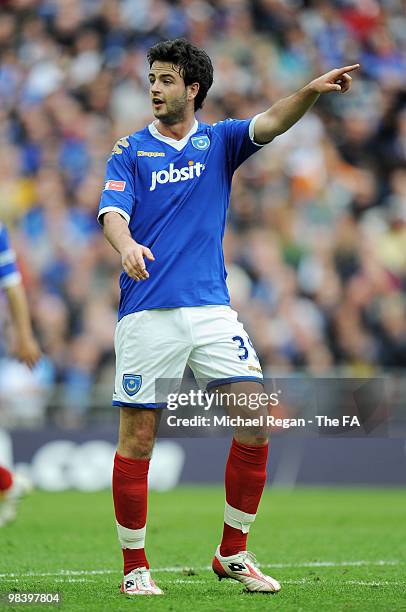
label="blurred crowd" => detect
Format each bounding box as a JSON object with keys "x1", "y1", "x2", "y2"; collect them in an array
[{"x1": 0, "y1": 0, "x2": 405, "y2": 424}]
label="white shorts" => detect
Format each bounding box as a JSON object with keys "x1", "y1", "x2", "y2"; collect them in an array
[{"x1": 113, "y1": 305, "x2": 263, "y2": 408}]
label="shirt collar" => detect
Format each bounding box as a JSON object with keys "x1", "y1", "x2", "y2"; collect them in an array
[{"x1": 148, "y1": 119, "x2": 199, "y2": 151}]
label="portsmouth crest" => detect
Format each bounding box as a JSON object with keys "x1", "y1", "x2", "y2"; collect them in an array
[
  {"x1": 191, "y1": 135, "x2": 210, "y2": 150},
  {"x1": 122, "y1": 374, "x2": 142, "y2": 397}
]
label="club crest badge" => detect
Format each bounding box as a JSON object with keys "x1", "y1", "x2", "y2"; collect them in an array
[
  {"x1": 123, "y1": 374, "x2": 142, "y2": 396},
  {"x1": 191, "y1": 135, "x2": 210, "y2": 150}
]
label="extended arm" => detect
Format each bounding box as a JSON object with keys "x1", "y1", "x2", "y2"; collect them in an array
[
  {"x1": 254, "y1": 64, "x2": 360, "y2": 145},
  {"x1": 102, "y1": 211, "x2": 154, "y2": 281},
  {"x1": 5, "y1": 282, "x2": 41, "y2": 369}
]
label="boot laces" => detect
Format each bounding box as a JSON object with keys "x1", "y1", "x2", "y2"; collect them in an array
[{"x1": 242, "y1": 551, "x2": 267, "y2": 577}]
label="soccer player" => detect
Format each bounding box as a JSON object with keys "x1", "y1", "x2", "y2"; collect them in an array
[
  {"x1": 98, "y1": 39, "x2": 358, "y2": 595},
  {"x1": 0, "y1": 222, "x2": 40, "y2": 526}
]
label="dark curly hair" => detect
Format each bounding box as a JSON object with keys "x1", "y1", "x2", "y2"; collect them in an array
[{"x1": 147, "y1": 38, "x2": 214, "y2": 111}]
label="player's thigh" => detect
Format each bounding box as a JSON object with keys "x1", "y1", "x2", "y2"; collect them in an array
[
  {"x1": 212, "y1": 380, "x2": 269, "y2": 446},
  {"x1": 114, "y1": 309, "x2": 190, "y2": 409},
  {"x1": 187, "y1": 305, "x2": 263, "y2": 390}
]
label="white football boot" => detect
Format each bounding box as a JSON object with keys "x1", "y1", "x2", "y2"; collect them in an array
[
  {"x1": 212, "y1": 546, "x2": 281, "y2": 593},
  {"x1": 120, "y1": 567, "x2": 163, "y2": 595},
  {"x1": 0, "y1": 472, "x2": 33, "y2": 527}
]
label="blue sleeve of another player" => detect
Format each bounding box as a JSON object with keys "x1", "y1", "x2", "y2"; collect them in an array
[
  {"x1": 98, "y1": 136, "x2": 136, "y2": 225},
  {"x1": 215, "y1": 116, "x2": 264, "y2": 173},
  {"x1": 0, "y1": 224, "x2": 21, "y2": 288}
]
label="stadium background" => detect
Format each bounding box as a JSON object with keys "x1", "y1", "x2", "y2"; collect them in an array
[{"x1": 0, "y1": 0, "x2": 405, "y2": 482}]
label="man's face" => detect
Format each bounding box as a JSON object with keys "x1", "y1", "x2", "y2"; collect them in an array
[{"x1": 149, "y1": 61, "x2": 189, "y2": 124}]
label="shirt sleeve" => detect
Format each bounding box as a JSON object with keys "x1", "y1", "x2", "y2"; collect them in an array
[
  {"x1": 98, "y1": 136, "x2": 136, "y2": 225},
  {"x1": 215, "y1": 115, "x2": 265, "y2": 174},
  {"x1": 0, "y1": 224, "x2": 21, "y2": 288}
]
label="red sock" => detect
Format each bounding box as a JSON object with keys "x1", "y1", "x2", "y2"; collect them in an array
[
  {"x1": 0, "y1": 466, "x2": 13, "y2": 492},
  {"x1": 112, "y1": 453, "x2": 150, "y2": 573},
  {"x1": 220, "y1": 438, "x2": 268, "y2": 557}
]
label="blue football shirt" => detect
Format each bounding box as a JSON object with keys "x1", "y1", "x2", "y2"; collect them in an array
[
  {"x1": 98, "y1": 116, "x2": 263, "y2": 320},
  {"x1": 0, "y1": 223, "x2": 21, "y2": 288}
]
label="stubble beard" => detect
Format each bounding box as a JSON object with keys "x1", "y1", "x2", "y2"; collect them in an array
[{"x1": 155, "y1": 90, "x2": 189, "y2": 126}]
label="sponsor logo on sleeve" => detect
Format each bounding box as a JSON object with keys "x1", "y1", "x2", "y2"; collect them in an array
[{"x1": 104, "y1": 180, "x2": 126, "y2": 191}]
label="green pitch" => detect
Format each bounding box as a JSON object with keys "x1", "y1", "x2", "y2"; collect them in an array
[{"x1": 0, "y1": 487, "x2": 405, "y2": 611}]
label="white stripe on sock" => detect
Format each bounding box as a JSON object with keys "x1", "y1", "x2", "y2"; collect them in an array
[
  {"x1": 224, "y1": 502, "x2": 256, "y2": 534},
  {"x1": 116, "y1": 522, "x2": 146, "y2": 549}
]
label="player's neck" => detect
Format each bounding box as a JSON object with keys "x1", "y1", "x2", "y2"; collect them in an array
[{"x1": 154, "y1": 116, "x2": 196, "y2": 141}]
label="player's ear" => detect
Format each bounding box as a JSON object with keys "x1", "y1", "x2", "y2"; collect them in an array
[{"x1": 187, "y1": 82, "x2": 200, "y2": 102}]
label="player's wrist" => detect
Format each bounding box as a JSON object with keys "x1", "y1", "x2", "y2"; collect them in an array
[
  {"x1": 119, "y1": 235, "x2": 139, "y2": 254},
  {"x1": 15, "y1": 325, "x2": 34, "y2": 340},
  {"x1": 304, "y1": 81, "x2": 321, "y2": 96}
]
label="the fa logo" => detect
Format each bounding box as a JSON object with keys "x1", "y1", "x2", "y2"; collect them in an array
[
  {"x1": 191, "y1": 135, "x2": 210, "y2": 150},
  {"x1": 123, "y1": 374, "x2": 142, "y2": 396}
]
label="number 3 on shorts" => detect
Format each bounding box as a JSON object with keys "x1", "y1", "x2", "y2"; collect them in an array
[{"x1": 232, "y1": 335, "x2": 259, "y2": 361}]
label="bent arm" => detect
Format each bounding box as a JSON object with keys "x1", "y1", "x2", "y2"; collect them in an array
[
  {"x1": 254, "y1": 64, "x2": 360, "y2": 144},
  {"x1": 102, "y1": 212, "x2": 154, "y2": 281},
  {"x1": 102, "y1": 210, "x2": 135, "y2": 255}
]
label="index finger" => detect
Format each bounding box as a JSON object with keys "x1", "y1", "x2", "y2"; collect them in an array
[{"x1": 334, "y1": 64, "x2": 360, "y2": 76}]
